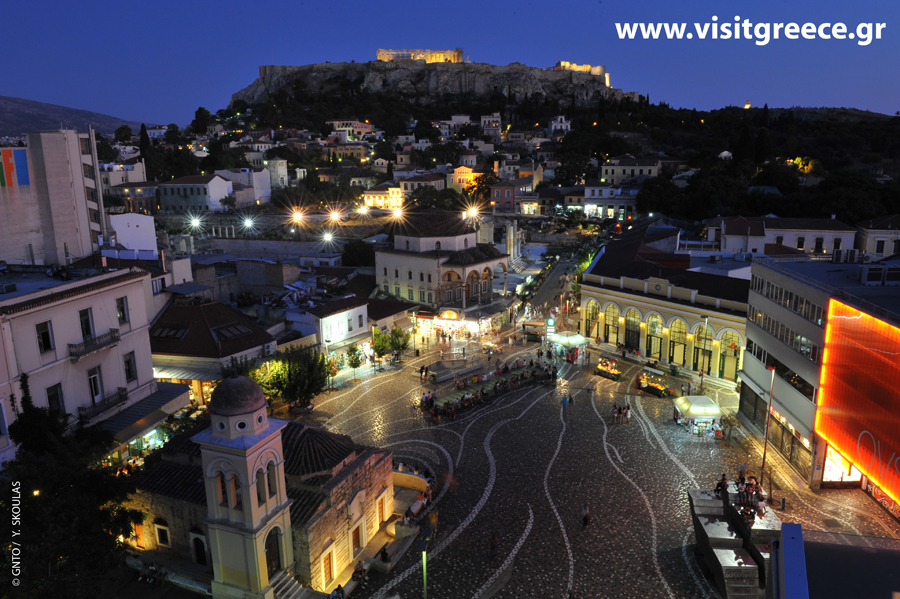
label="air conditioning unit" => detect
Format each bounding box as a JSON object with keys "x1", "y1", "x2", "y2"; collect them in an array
[
  {"x1": 0, "y1": 283, "x2": 17, "y2": 294},
  {"x1": 885, "y1": 267, "x2": 900, "y2": 287},
  {"x1": 861, "y1": 266, "x2": 885, "y2": 286},
  {"x1": 264, "y1": 345, "x2": 275, "y2": 356},
  {"x1": 845, "y1": 249, "x2": 859, "y2": 263},
  {"x1": 832, "y1": 249, "x2": 844, "y2": 263}
]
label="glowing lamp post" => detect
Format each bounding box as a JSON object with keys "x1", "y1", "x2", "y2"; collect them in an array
[{"x1": 760, "y1": 365, "x2": 777, "y2": 488}]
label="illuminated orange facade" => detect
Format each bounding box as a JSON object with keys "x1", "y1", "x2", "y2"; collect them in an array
[{"x1": 815, "y1": 299, "x2": 900, "y2": 505}]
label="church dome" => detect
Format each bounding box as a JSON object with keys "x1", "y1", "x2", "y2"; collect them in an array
[{"x1": 209, "y1": 376, "x2": 267, "y2": 416}]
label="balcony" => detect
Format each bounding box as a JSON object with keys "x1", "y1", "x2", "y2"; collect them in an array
[
  {"x1": 68, "y1": 328, "x2": 120, "y2": 362},
  {"x1": 78, "y1": 387, "x2": 128, "y2": 421}
]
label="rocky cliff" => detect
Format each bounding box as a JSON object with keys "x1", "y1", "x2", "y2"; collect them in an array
[{"x1": 231, "y1": 61, "x2": 641, "y2": 108}]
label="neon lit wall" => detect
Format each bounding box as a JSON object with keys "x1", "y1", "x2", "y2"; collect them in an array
[{"x1": 815, "y1": 299, "x2": 900, "y2": 504}]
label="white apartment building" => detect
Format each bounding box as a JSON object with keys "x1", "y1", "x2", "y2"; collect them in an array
[
  {"x1": 157, "y1": 175, "x2": 233, "y2": 212},
  {"x1": 601, "y1": 155, "x2": 661, "y2": 185},
  {"x1": 296, "y1": 296, "x2": 371, "y2": 354},
  {"x1": 399, "y1": 173, "x2": 445, "y2": 198},
  {"x1": 375, "y1": 209, "x2": 509, "y2": 310},
  {"x1": 548, "y1": 116, "x2": 571, "y2": 132},
  {"x1": 0, "y1": 129, "x2": 108, "y2": 266},
  {"x1": 99, "y1": 159, "x2": 147, "y2": 196},
  {"x1": 706, "y1": 216, "x2": 857, "y2": 255},
  {"x1": 856, "y1": 214, "x2": 900, "y2": 260},
  {"x1": 214, "y1": 167, "x2": 272, "y2": 201},
  {"x1": 0, "y1": 264, "x2": 189, "y2": 463}
]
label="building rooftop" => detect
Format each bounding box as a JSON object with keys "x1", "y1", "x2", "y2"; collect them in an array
[
  {"x1": 0, "y1": 265, "x2": 148, "y2": 313},
  {"x1": 306, "y1": 296, "x2": 368, "y2": 319},
  {"x1": 857, "y1": 214, "x2": 900, "y2": 230},
  {"x1": 150, "y1": 299, "x2": 274, "y2": 358},
  {"x1": 392, "y1": 207, "x2": 474, "y2": 238},
  {"x1": 366, "y1": 297, "x2": 417, "y2": 321},
  {"x1": 755, "y1": 256, "x2": 900, "y2": 324}
]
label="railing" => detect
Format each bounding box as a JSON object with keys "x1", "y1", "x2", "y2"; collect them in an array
[
  {"x1": 68, "y1": 328, "x2": 120, "y2": 362},
  {"x1": 78, "y1": 387, "x2": 128, "y2": 421}
]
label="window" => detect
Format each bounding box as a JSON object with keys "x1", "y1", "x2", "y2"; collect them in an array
[
  {"x1": 358, "y1": 314, "x2": 363, "y2": 328},
  {"x1": 428, "y1": 292, "x2": 433, "y2": 303},
  {"x1": 405, "y1": 240, "x2": 410, "y2": 250},
  {"x1": 36, "y1": 321, "x2": 54, "y2": 353},
  {"x1": 394, "y1": 269, "x2": 398, "y2": 278},
  {"x1": 797, "y1": 237, "x2": 805, "y2": 250},
  {"x1": 383, "y1": 267, "x2": 387, "y2": 275},
  {"x1": 152, "y1": 278, "x2": 167, "y2": 295},
  {"x1": 876, "y1": 240, "x2": 886, "y2": 254},
  {"x1": 115, "y1": 348, "x2": 136, "y2": 383},
  {"x1": 419, "y1": 291, "x2": 426, "y2": 301},
  {"x1": 116, "y1": 296, "x2": 129, "y2": 324},
  {"x1": 395, "y1": 286, "x2": 400, "y2": 297},
  {"x1": 814, "y1": 237, "x2": 824, "y2": 253},
  {"x1": 408, "y1": 271, "x2": 412, "y2": 280},
  {"x1": 46, "y1": 384, "x2": 64, "y2": 414},
  {"x1": 435, "y1": 241, "x2": 441, "y2": 251},
  {"x1": 79, "y1": 308, "x2": 94, "y2": 340},
  {"x1": 505, "y1": 190, "x2": 510, "y2": 198},
  {"x1": 833, "y1": 238, "x2": 842, "y2": 251},
  {"x1": 88, "y1": 366, "x2": 103, "y2": 404},
  {"x1": 419, "y1": 273, "x2": 424, "y2": 282},
  {"x1": 775, "y1": 236, "x2": 784, "y2": 245},
  {"x1": 155, "y1": 519, "x2": 170, "y2": 547},
  {"x1": 407, "y1": 288, "x2": 414, "y2": 300},
  {"x1": 894, "y1": 239, "x2": 900, "y2": 254},
  {"x1": 427, "y1": 274, "x2": 432, "y2": 283},
  {"x1": 383, "y1": 284, "x2": 389, "y2": 293},
  {"x1": 347, "y1": 316, "x2": 353, "y2": 332}
]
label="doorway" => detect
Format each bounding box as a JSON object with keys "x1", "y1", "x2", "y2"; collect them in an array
[
  {"x1": 264, "y1": 529, "x2": 281, "y2": 579},
  {"x1": 79, "y1": 308, "x2": 94, "y2": 340},
  {"x1": 693, "y1": 348, "x2": 712, "y2": 374},
  {"x1": 88, "y1": 366, "x2": 103, "y2": 405},
  {"x1": 193, "y1": 537, "x2": 207, "y2": 566},
  {"x1": 378, "y1": 497, "x2": 385, "y2": 523},
  {"x1": 351, "y1": 525, "x2": 362, "y2": 555}
]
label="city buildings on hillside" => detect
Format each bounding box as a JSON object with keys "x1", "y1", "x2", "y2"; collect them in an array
[
  {"x1": 0, "y1": 129, "x2": 108, "y2": 265},
  {"x1": 738, "y1": 254, "x2": 900, "y2": 521},
  {"x1": 0, "y1": 264, "x2": 189, "y2": 464},
  {"x1": 362, "y1": 182, "x2": 403, "y2": 210},
  {"x1": 602, "y1": 155, "x2": 661, "y2": 185},
  {"x1": 110, "y1": 181, "x2": 158, "y2": 214}
]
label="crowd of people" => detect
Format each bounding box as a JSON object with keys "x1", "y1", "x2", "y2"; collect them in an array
[{"x1": 611, "y1": 402, "x2": 632, "y2": 424}]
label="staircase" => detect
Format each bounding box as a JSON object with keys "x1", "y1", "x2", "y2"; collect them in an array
[
  {"x1": 508, "y1": 256, "x2": 527, "y2": 273},
  {"x1": 270, "y1": 570, "x2": 319, "y2": 599}
]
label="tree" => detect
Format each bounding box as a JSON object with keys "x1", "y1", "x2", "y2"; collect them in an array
[
  {"x1": 372, "y1": 327, "x2": 391, "y2": 367},
  {"x1": 326, "y1": 356, "x2": 341, "y2": 388},
  {"x1": 0, "y1": 374, "x2": 143, "y2": 599},
  {"x1": 469, "y1": 172, "x2": 500, "y2": 201},
  {"x1": 389, "y1": 325, "x2": 411, "y2": 355},
  {"x1": 114, "y1": 125, "x2": 133, "y2": 143},
  {"x1": 636, "y1": 176, "x2": 679, "y2": 215},
  {"x1": 341, "y1": 238, "x2": 376, "y2": 266},
  {"x1": 95, "y1": 134, "x2": 119, "y2": 163},
  {"x1": 220, "y1": 196, "x2": 237, "y2": 210},
  {"x1": 191, "y1": 107, "x2": 213, "y2": 135},
  {"x1": 346, "y1": 344, "x2": 362, "y2": 378},
  {"x1": 164, "y1": 124, "x2": 181, "y2": 146},
  {"x1": 254, "y1": 348, "x2": 328, "y2": 407},
  {"x1": 139, "y1": 124, "x2": 154, "y2": 179},
  {"x1": 386, "y1": 161, "x2": 394, "y2": 180}
]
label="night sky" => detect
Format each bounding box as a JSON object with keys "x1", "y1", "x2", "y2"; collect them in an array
[{"x1": 7, "y1": 0, "x2": 898, "y2": 125}]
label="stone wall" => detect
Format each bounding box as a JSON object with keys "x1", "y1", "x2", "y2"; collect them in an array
[
  {"x1": 238, "y1": 61, "x2": 641, "y2": 108},
  {"x1": 292, "y1": 448, "x2": 394, "y2": 588},
  {"x1": 125, "y1": 490, "x2": 210, "y2": 565}
]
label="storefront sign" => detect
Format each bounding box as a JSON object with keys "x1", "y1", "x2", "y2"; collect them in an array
[{"x1": 815, "y1": 300, "x2": 900, "y2": 505}]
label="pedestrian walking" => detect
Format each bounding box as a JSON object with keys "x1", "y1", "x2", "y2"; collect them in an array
[
  {"x1": 625, "y1": 405, "x2": 631, "y2": 423},
  {"x1": 613, "y1": 406, "x2": 619, "y2": 424},
  {"x1": 440, "y1": 349, "x2": 444, "y2": 360},
  {"x1": 681, "y1": 383, "x2": 686, "y2": 397},
  {"x1": 687, "y1": 382, "x2": 693, "y2": 395},
  {"x1": 581, "y1": 504, "x2": 591, "y2": 529}
]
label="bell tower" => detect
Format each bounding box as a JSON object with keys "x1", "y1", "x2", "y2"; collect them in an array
[{"x1": 193, "y1": 376, "x2": 294, "y2": 599}]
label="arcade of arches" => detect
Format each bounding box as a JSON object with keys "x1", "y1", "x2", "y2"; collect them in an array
[{"x1": 582, "y1": 299, "x2": 745, "y2": 380}]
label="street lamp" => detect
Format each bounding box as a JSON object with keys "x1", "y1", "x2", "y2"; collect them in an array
[
  {"x1": 393, "y1": 208, "x2": 403, "y2": 219},
  {"x1": 292, "y1": 210, "x2": 303, "y2": 224},
  {"x1": 760, "y1": 365, "x2": 777, "y2": 488},
  {"x1": 323, "y1": 231, "x2": 333, "y2": 243}
]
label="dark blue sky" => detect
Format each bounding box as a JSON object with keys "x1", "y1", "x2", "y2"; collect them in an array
[{"x1": 8, "y1": 0, "x2": 898, "y2": 125}]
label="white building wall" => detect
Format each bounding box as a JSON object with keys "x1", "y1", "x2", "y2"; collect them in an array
[{"x1": 110, "y1": 213, "x2": 158, "y2": 257}]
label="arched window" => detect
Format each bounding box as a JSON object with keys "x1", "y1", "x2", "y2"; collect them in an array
[
  {"x1": 464, "y1": 238, "x2": 469, "y2": 248},
  {"x1": 695, "y1": 324, "x2": 714, "y2": 351},
  {"x1": 232, "y1": 474, "x2": 242, "y2": 510},
  {"x1": 669, "y1": 319, "x2": 688, "y2": 365},
  {"x1": 722, "y1": 331, "x2": 742, "y2": 357},
  {"x1": 256, "y1": 469, "x2": 267, "y2": 505},
  {"x1": 624, "y1": 309, "x2": 641, "y2": 350},
  {"x1": 646, "y1": 314, "x2": 664, "y2": 359},
  {"x1": 435, "y1": 241, "x2": 441, "y2": 251},
  {"x1": 647, "y1": 314, "x2": 663, "y2": 336},
  {"x1": 218, "y1": 472, "x2": 228, "y2": 506},
  {"x1": 394, "y1": 269, "x2": 398, "y2": 278},
  {"x1": 405, "y1": 240, "x2": 410, "y2": 250},
  {"x1": 584, "y1": 300, "x2": 600, "y2": 339},
  {"x1": 267, "y1": 462, "x2": 277, "y2": 498},
  {"x1": 604, "y1": 303, "x2": 620, "y2": 343}
]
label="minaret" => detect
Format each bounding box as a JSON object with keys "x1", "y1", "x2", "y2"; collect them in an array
[{"x1": 193, "y1": 376, "x2": 294, "y2": 599}]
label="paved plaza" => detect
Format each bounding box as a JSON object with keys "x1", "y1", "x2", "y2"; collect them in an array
[{"x1": 296, "y1": 332, "x2": 900, "y2": 599}]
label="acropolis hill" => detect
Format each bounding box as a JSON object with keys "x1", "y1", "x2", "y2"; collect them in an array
[{"x1": 232, "y1": 58, "x2": 640, "y2": 108}]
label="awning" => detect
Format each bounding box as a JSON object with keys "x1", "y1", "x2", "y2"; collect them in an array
[
  {"x1": 643, "y1": 366, "x2": 666, "y2": 377},
  {"x1": 100, "y1": 382, "x2": 191, "y2": 447},
  {"x1": 393, "y1": 316, "x2": 413, "y2": 331},
  {"x1": 672, "y1": 395, "x2": 723, "y2": 419},
  {"x1": 549, "y1": 332, "x2": 587, "y2": 347},
  {"x1": 326, "y1": 330, "x2": 373, "y2": 352},
  {"x1": 153, "y1": 360, "x2": 224, "y2": 382}
]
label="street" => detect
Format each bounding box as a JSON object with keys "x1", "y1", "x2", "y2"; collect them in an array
[{"x1": 297, "y1": 338, "x2": 900, "y2": 598}]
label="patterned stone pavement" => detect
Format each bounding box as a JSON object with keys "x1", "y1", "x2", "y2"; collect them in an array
[{"x1": 296, "y1": 340, "x2": 900, "y2": 599}]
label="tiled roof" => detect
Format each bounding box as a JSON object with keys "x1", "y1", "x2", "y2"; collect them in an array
[
  {"x1": 281, "y1": 422, "x2": 357, "y2": 477},
  {"x1": 405, "y1": 173, "x2": 446, "y2": 182},
  {"x1": 287, "y1": 487, "x2": 328, "y2": 526},
  {"x1": 150, "y1": 300, "x2": 274, "y2": 359},
  {"x1": 367, "y1": 182, "x2": 399, "y2": 192},
  {"x1": 134, "y1": 460, "x2": 206, "y2": 505},
  {"x1": 111, "y1": 181, "x2": 158, "y2": 189},
  {"x1": 719, "y1": 216, "x2": 855, "y2": 235},
  {"x1": 160, "y1": 174, "x2": 226, "y2": 186},
  {"x1": 306, "y1": 296, "x2": 368, "y2": 319},
  {"x1": 393, "y1": 207, "x2": 474, "y2": 238},
  {"x1": 858, "y1": 214, "x2": 900, "y2": 230},
  {"x1": 366, "y1": 297, "x2": 417, "y2": 321}
]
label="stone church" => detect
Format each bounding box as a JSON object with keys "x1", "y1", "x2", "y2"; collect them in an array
[{"x1": 125, "y1": 376, "x2": 394, "y2": 596}]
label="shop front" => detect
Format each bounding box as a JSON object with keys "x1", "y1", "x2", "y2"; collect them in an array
[
  {"x1": 672, "y1": 395, "x2": 724, "y2": 438},
  {"x1": 738, "y1": 384, "x2": 813, "y2": 480}
]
